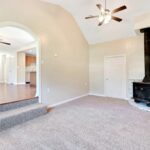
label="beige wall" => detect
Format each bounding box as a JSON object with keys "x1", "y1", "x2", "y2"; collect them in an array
[
  {"x1": 90, "y1": 35, "x2": 145, "y2": 98},
  {"x1": 0, "y1": 0, "x2": 89, "y2": 105}
]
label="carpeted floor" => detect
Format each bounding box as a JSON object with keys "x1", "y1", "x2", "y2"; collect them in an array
[{"x1": 0, "y1": 96, "x2": 150, "y2": 150}]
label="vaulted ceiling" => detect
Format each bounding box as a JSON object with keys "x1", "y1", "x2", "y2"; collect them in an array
[{"x1": 43, "y1": 0, "x2": 150, "y2": 44}]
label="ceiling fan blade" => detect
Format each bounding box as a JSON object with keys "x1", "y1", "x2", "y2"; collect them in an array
[
  {"x1": 0, "y1": 41, "x2": 11, "y2": 45},
  {"x1": 85, "y1": 15, "x2": 99, "y2": 19},
  {"x1": 98, "y1": 19, "x2": 105, "y2": 26},
  {"x1": 98, "y1": 22, "x2": 103, "y2": 26},
  {"x1": 112, "y1": 16, "x2": 122, "y2": 22},
  {"x1": 112, "y1": 5, "x2": 127, "y2": 14},
  {"x1": 96, "y1": 4, "x2": 102, "y2": 10}
]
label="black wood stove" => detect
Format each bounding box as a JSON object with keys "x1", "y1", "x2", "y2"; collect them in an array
[{"x1": 133, "y1": 28, "x2": 150, "y2": 106}]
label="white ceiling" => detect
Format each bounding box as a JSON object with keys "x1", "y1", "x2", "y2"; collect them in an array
[
  {"x1": 43, "y1": 0, "x2": 150, "y2": 44},
  {"x1": 0, "y1": 27, "x2": 35, "y2": 53},
  {"x1": 25, "y1": 49, "x2": 36, "y2": 56}
]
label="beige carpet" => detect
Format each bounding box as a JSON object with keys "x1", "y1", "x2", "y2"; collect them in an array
[{"x1": 0, "y1": 96, "x2": 150, "y2": 150}]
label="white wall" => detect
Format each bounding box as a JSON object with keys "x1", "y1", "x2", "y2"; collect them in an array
[
  {"x1": 0, "y1": 51, "x2": 17, "y2": 84},
  {"x1": 90, "y1": 35, "x2": 144, "y2": 98},
  {"x1": 0, "y1": 54, "x2": 4, "y2": 82},
  {"x1": 0, "y1": 0, "x2": 89, "y2": 105},
  {"x1": 17, "y1": 52, "x2": 26, "y2": 84}
]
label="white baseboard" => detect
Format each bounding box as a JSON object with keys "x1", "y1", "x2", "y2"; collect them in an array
[
  {"x1": 48, "y1": 93, "x2": 130, "y2": 109},
  {"x1": 48, "y1": 94, "x2": 89, "y2": 108},
  {"x1": 125, "y1": 97, "x2": 132, "y2": 101},
  {"x1": 89, "y1": 93, "x2": 105, "y2": 97},
  {"x1": 15, "y1": 82, "x2": 26, "y2": 85},
  {"x1": 89, "y1": 93, "x2": 130, "y2": 101}
]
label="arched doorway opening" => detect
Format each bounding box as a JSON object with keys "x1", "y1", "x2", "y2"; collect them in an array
[{"x1": 0, "y1": 22, "x2": 41, "y2": 104}]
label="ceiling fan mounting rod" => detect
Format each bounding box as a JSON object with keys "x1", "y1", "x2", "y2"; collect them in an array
[{"x1": 105, "y1": 0, "x2": 107, "y2": 10}]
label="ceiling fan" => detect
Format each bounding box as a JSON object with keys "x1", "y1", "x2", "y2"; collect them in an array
[
  {"x1": 85, "y1": 0, "x2": 127, "y2": 26},
  {"x1": 0, "y1": 36, "x2": 11, "y2": 45},
  {"x1": 0, "y1": 41, "x2": 11, "y2": 45}
]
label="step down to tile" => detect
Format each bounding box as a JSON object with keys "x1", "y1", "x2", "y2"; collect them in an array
[
  {"x1": 0, "y1": 103, "x2": 47, "y2": 131},
  {"x1": 0, "y1": 97, "x2": 39, "y2": 112}
]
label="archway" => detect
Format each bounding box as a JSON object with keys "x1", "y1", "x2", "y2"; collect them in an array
[{"x1": 0, "y1": 22, "x2": 41, "y2": 104}]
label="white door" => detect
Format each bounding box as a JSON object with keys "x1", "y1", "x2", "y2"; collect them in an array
[{"x1": 104, "y1": 56, "x2": 126, "y2": 99}]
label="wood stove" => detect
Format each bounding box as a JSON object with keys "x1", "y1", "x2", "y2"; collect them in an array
[{"x1": 133, "y1": 28, "x2": 150, "y2": 106}]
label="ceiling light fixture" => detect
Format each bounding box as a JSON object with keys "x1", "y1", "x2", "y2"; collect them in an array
[
  {"x1": 98, "y1": 0, "x2": 111, "y2": 24},
  {"x1": 85, "y1": 0, "x2": 127, "y2": 26},
  {"x1": 98, "y1": 9, "x2": 112, "y2": 25}
]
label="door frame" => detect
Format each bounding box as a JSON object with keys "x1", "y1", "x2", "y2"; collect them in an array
[
  {"x1": 0, "y1": 21, "x2": 42, "y2": 103},
  {"x1": 104, "y1": 55, "x2": 127, "y2": 99}
]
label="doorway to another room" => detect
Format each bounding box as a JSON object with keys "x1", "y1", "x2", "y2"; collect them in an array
[
  {"x1": 0, "y1": 26, "x2": 39, "y2": 104},
  {"x1": 104, "y1": 55, "x2": 126, "y2": 99}
]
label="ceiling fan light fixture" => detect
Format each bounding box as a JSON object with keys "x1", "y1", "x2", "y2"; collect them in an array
[
  {"x1": 98, "y1": 15, "x2": 104, "y2": 23},
  {"x1": 85, "y1": 1, "x2": 127, "y2": 27},
  {"x1": 103, "y1": 10, "x2": 111, "y2": 24},
  {"x1": 98, "y1": 10, "x2": 111, "y2": 25}
]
